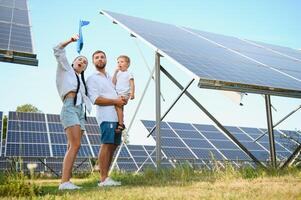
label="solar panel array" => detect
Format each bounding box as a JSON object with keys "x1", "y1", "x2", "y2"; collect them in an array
[
  {"x1": 115, "y1": 144, "x2": 173, "y2": 172},
  {"x1": 102, "y1": 10, "x2": 301, "y2": 97},
  {"x1": 141, "y1": 120, "x2": 298, "y2": 165},
  {"x1": 5, "y1": 112, "x2": 97, "y2": 158},
  {"x1": 6, "y1": 112, "x2": 50, "y2": 157},
  {"x1": 42, "y1": 158, "x2": 92, "y2": 175},
  {"x1": 46, "y1": 114, "x2": 94, "y2": 158},
  {"x1": 0, "y1": 0, "x2": 38, "y2": 66}
]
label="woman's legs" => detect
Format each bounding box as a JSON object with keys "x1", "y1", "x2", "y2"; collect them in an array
[{"x1": 61, "y1": 125, "x2": 82, "y2": 183}]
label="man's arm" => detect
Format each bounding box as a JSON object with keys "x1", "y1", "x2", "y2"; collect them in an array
[{"x1": 94, "y1": 96, "x2": 126, "y2": 107}]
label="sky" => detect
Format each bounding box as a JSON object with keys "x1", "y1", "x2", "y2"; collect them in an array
[{"x1": 0, "y1": 0, "x2": 301, "y2": 145}]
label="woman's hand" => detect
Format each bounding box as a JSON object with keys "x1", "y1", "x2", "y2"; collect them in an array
[{"x1": 70, "y1": 34, "x2": 79, "y2": 42}]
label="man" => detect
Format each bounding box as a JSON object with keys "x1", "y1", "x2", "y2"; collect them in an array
[{"x1": 87, "y1": 50, "x2": 127, "y2": 186}]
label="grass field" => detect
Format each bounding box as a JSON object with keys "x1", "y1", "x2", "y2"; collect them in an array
[{"x1": 1, "y1": 165, "x2": 301, "y2": 199}]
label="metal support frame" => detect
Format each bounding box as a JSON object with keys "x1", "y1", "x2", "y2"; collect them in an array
[
  {"x1": 160, "y1": 66, "x2": 265, "y2": 168},
  {"x1": 37, "y1": 158, "x2": 60, "y2": 177},
  {"x1": 281, "y1": 143, "x2": 301, "y2": 168},
  {"x1": 254, "y1": 105, "x2": 301, "y2": 142},
  {"x1": 147, "y1": 78, "x2": 195, "y2": 137},
  {"x1": 265, "y1": 95, "x2": 277, "y2": 168},
  {"x1": 155, "y1": 52, "x2": 161, "y2": 168}
]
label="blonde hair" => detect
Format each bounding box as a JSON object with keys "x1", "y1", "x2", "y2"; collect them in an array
[{"x1": 117, "y1": 55, "x2": 130, "y2": 66}]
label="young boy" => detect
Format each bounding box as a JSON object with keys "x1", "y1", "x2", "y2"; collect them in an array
[{"x1": 112, "y1": 55, "x2": 135, "y2": 133}]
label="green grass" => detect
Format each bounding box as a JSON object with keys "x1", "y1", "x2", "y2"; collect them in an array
[{"x1": 1, "y1": 165, "x2": 301, "y2": 199}]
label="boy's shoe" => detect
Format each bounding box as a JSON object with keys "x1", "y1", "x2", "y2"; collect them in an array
[
  {"x1": 98, "y1": 177, "x2": 121, "y2": 187},
  {"x1": 115, "y1": 123, "x2": 126, "y2": 134},
  {"x1": 58, "y1": 181, "x2": 81, "y2": 190}
]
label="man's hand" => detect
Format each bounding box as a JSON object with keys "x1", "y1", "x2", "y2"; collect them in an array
[{"x1": 115, "y1": 96, "x2": 127, "y2": 107}]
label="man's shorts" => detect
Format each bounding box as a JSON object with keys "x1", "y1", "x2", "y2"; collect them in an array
[
  {"x1": 100, "y1": 121, "x2": 121, "y2": 145},
  {"x1": 60, "y1": 98, "x2": 86, "y2": 131}
]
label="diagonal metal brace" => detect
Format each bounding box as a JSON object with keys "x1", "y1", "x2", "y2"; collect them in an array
[
  {"x1": 281, "y1": 144, "x2": 301, "y2": 169},
  {"x1": 147, "y1": 78, "x2": 195, "y2": 137}
]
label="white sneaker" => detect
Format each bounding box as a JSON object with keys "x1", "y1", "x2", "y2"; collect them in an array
[
  {"x1": 98, "y1": 177, "x2": 121, "y2": 187},
  {"x1": 58, "y1": 181, "x2": 81, "y2": 190}
]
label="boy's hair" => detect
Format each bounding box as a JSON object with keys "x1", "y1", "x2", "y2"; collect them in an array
[
  {"x1": 92, "y1": 50, "x2": 106, "y2": 60},
  {"x1": 118, "y1": 55, "x2": 131, "y2": 66}
]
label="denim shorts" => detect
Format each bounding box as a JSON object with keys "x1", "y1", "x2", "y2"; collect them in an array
[
  {"x1": 100, "y1": 122, "x2": 121, "y2": 145},
  {"x1": 60, "y1": 98, "x2": 86, "y2": 131}
]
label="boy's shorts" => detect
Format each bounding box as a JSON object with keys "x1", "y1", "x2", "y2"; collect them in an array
[
  {"x1": 60, "y1": 98, "x2": 86, "y2": 131},
  {"x1": 100, "y1": 121, "x2": 121, "y2": 145}
]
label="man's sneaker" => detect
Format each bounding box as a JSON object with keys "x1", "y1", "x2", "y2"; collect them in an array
[
  {"x1": 58, "y1": 181, "x2": 81, "y2": 190},
  {"x1": 98, "y1": 177, "x2": 121, "y2": 187}
]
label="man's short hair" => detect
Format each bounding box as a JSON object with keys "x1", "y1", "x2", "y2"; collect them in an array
[{"x1": 92, "y1": 50, "x2": 106, "y2": 60}]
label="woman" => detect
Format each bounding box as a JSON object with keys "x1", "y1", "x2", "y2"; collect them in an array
[{"x1": 53, "y1": 34, "x2": 91, "y2": 190}]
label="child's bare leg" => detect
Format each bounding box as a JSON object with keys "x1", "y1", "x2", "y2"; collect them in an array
[{"x1": 115, "y1": 105, "x2": 124, "y2": 125}]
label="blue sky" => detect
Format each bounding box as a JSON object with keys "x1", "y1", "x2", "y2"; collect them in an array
[{"x1": 1, "y1": 0, "x2": 301, "y2": 144}]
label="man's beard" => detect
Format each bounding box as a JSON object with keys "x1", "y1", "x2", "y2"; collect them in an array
[{"x1": 96, "y1": 62, "x2": 106, "y2": 70}]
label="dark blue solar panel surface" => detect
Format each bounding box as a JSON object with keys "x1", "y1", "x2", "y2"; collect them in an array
[
  {"x1": 47, "y1": 114, "x2": 94, "y2": 158},
  {"x1": 6, "y1": 112, "x2": 51, "y2": 157},
  {"x1": 0, "y1": 0, "x2": 34, "y2": 53},
  {"x1": 225, "y1": 126, "x2": 270, "y2": 161},
  {"x1": 103, "y1": 10, "x2": 301, "y2": 96},
  {"x1": 187, "y1": 29, "x2": 301, "y2": 80},
  {"x1": 237, "y1": 127, "x2": 293, "y2": 160},
  {"x1": 116, "y1": 144, "x2": 172, "y2": 172},
  {"x1": 142, "y1": 120, "x2": 297, "y2": 162},
  {"x1": 6, "y1": 112, "x2": 97, "y2": 158}
]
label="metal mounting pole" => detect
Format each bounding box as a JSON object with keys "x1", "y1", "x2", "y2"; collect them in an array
[
  {"x1": 155, "y1": 52, "x2": 161, "y2": 168},
  {"x1": 265, "y1": 95, "x2": 277, "y2": 168}
]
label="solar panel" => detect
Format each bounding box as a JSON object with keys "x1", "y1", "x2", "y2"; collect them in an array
[
  {"x1": 142, "y1": 120, "x2": 197, "y2": 160},
  {"x1": 0, "y1": 0, "x2": 38, "y2": 66},
  {"x1": 144, "y1": 120, "x2": 249, "y2": 161},
  {"x1": 127, "y1": 145, "x2": 156, "y2": 170},
  {"x1": 84, "y1": 116, "x2": 100, "y2": 158},
  {"x1": 238, "y1": 127, "x2": 293, "y2": 160},
  {"x1": 115, "y1": 145, "x2": 138, "y2": 172},
  {"x1": 186, "y1": 29, "x2": 301, "y2": 80},
  {"x1": 142, "y1": 120, "x2": 299, "y2": 164},
  {"x1": 6, "y1": 112, "x2": 51, "y2": 157},
  {"x1": 101, "y1": 10, "x2": 301, "y2": 98},
  {"x1": 44, "y1": 158, "x2": 92, "y2": 174},
  {"x1": 225, "y1": 126, "x2": 270, "y2": 161},
  {"x1": 46, "y1": 114, "x2": 94, "y2": 158},
  {"x1": 115, "y1": 144, "x2": 173, "y2": 172}
]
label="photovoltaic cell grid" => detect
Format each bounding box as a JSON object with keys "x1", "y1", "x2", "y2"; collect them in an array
[
  {"x1": 0, "y1": 157, "x2": 92, "y2": 174},
  {"x1": 0, "y1": 0, "x2": 38, "y2": 66},
  {"x1": 46, "y1": 114, "x2": 94, "y2": 158},
  {"x1": 43, "y1": 158, "x2": 92, "y2": 174},
  {"x1": 142, "y1": 120, "x2": 250, "y2": 163},
  {"x1": 5, "y1": 112, "x2": 97, "y2": 158},
  {"x1": 6, "y1": 112, "x2": 51, "y2": 157},
  {"x1": 84, "y1": 116, "x2": 100, "y2": 158},
  {"x1": 102, "y1": 10, "x2": 301, "y2": 97},
  {"x1": 276, "y1": 129, "x2": 301, "y2": 154},
  {"x1": 115, "y1": 144, "x2": 173, "y2": 172},
  {"x1": 141, "y1": 120, "x2": 297, "y2": 163}
]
